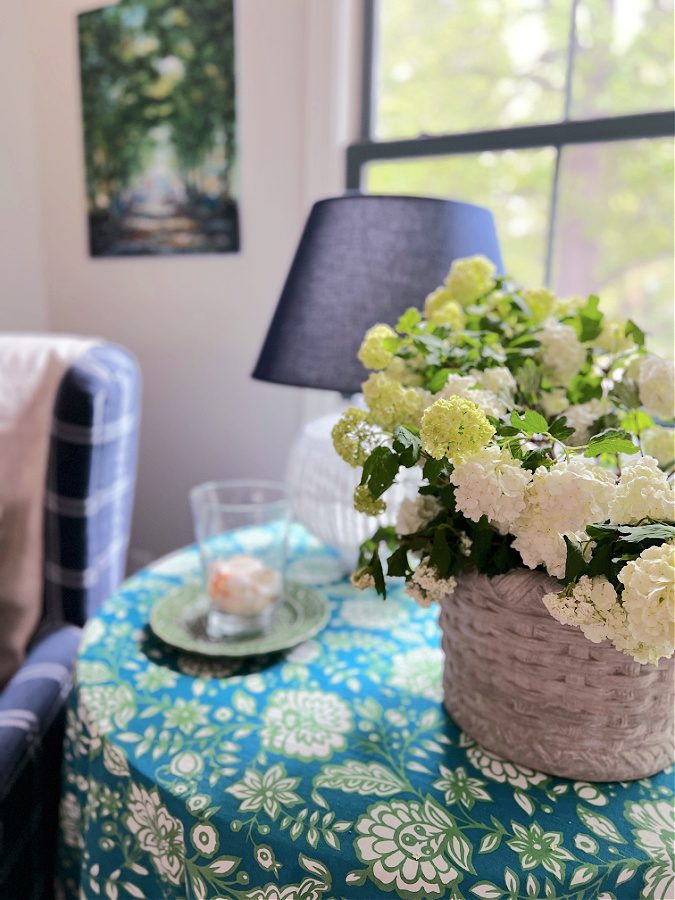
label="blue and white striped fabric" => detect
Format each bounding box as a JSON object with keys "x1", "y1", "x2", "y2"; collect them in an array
[{"x1": 0, "y1": 342, "x2": 140, "y2": 899}]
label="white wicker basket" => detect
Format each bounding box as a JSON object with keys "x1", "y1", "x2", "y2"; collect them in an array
[{"x1": 440, "y1": 569, "x2": 674, "y2": 782}]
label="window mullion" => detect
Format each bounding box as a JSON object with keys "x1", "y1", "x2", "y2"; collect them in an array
[
  {"x1": 545, "y1": 149, "x2": 562, "y2": 286},
  {"x1": 546, "y1": 0, "x2": 580, "y2": 284},
  {"x1": 360, "y1": 0, "x2": 377, "y2": 141}
]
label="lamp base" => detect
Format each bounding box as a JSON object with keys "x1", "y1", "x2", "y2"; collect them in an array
[{"x1": 286, "y1": 410, "x2": 418, "y2": 574}]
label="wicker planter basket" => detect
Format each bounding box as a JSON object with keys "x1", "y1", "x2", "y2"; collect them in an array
[{"x1": 440, "y1": 569, "x2": 675, "y2": 782}]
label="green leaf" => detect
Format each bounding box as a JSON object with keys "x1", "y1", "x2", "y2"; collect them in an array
[
  {"x1": 430, "y1": 528, "x2": 453, "y2": 578},
  {"x1": 507, "y1": 333, "x2": 541, "y2": 349},
  {"x1": 584, "y1": 540, "x2": 617, "y2": 581},
  {"x1": 564, "y1": 536, "x2": 588, "y2": 582},
  {"x1": 568, "y1": 372, "x2": 603, "y2": 404},
  {"x1": 516, "y1": 358, "x2": 542, "y2": 399},
  {"x1": 382, "y1": 336, "x2": 401, "y2": 352},
  {"x1": 396, "y1": 307, "x2": 421, "y2": 334},
  {"x1": 386, "y1": 546, "x2": 410, "y2": 576},
  {"x1": 511, "y1": 409, "x2": 548, "y2": 435},
  {"x1": 360, "y1": 446, "x2": 400, "y2": 497},
  {"x1": 615, "y1": 523, "x2": 675, "y2": 543},
  {"x1": 392, "y1": 426, "x2": 421, "y2": 467},
  {"x1": 370, "y1": 550, "x2": 385, "y2": 597},
  {"x1": 585, "y1": 428, "x2": 638, "y2": 457},
  {"x1": 585, "y1": 523, "x2": 620, "y2": 539},
  {"x1": 423, "y1": 457, "x2": 453, "y2": 484},
  {"x1": 625, "y1": 319, "x2": 645, "y2": 347},
  {"x1": 620, "y1": 409, "x2": 654, "y2": 434},
  {"x1": 548, "y1": 416, "x2": 575, "y2": 442},
  {"x1": 520, "y1": 448, "x2": 554, "y2": 471},
  {"x1": 426, "y1": 367, "x2": 451, "y2": 393},
  {"x1": 576, "y1": 295, "x2": 604, "y2": 342},
  {"x1": 469, "y1": 517, "x2": 494, "y2": 569},
  {"x1": 609, "y1": 378, "x2": 641, "y2": 409}
]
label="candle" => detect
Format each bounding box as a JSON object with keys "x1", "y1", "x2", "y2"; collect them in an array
[{"x1": 207, "y1": 554, "x2": 281, "y2": 616}]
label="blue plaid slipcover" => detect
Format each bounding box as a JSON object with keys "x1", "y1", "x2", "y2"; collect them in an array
[{"x1": 0, "y1": 342, "x2": 140, "y2": 900}]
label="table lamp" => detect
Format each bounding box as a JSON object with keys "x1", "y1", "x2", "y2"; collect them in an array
[{"x1": 252, "y1": 194, "x2": 503, "y2": 570}]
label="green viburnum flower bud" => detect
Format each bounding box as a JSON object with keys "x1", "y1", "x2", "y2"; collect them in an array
[
  {"x1": 420, "y1": 396, "x2": 495, "y2": 461},
  {"x1": 423, "y1": 287, "x2": 467, "y2": 329},
  {"x1": 444, "y1": 255, "x2": 496, "y2": 306},
  {"x1": 353, "y1": 484, "x2": 386, "y2": 516},
  {"x1": 331, "y1": 407, "x2": 380, "y2": 467},
  {"x1": 385, "y1": 356, "x2": 424, "y2": 387},
  {"x1": 357, "y1": 323, "x2": 397, "y2": 370},
  {"x1": 523, "y1": 288, "x2": 555, "y2": 322},
  {"x1": 362, "y1": 372, "x2": 428, "y2": 431}
]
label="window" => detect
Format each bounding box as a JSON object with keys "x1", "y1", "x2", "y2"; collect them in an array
[{"x1": 347, "y1": 0, "x2": 675, "y2": 356}]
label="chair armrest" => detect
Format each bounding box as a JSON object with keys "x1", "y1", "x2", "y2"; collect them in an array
[
  {"x1": 0, "y1": 623, "x2": 80, "y2": 803},
  {"x1": 0, "y1": 623, "x2": 80, "y2": 894}
]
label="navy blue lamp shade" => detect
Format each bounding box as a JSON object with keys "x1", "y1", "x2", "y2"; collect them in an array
[{"x1": 252, "y1": 194, "x2": 503, "y2": 394}]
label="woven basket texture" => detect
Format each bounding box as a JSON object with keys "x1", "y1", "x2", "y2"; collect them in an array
[{"x1": 440, "y1": 568, "x2": 674, "y2": 782}]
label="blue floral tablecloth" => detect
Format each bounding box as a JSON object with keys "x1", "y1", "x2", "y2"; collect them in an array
[{"x1": 59, "y1": 525, "x2": 674, "y2": 900}]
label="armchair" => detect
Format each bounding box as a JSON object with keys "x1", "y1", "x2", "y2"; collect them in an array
[{"x1": 0, "y1": 343, "x2": 140, "y2": 899}]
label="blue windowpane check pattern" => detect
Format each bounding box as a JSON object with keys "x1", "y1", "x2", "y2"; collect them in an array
[
  {"x1": 0, "y1": 343, "x2": 140, "y2": 899},
  {"x1": 58, "y1": 525, "x2": 673, "y2": 900}
]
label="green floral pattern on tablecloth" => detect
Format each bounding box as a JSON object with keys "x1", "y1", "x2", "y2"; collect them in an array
[{"x1": 58, "y1": 524, "x2": 675, "y2": 899}]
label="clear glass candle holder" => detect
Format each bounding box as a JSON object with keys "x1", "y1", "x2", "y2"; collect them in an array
[{"x1": 190, "y1": 480, "x2": 289, "y2": 639}]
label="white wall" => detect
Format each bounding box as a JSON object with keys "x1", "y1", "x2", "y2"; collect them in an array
[
  {"x1": 21, "y1": 0, "x2": 360, "y2": 563},
  {"x1": 0, "y1": 1, "x2": 49, "y2": 331}
]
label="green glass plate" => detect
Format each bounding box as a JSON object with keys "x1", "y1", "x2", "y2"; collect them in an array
[{"x1": 149, "y1": 580, "x2": 329, "y2": 657}]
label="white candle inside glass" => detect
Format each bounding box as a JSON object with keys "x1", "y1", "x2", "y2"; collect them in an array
[{"x1": 207, "y1": 554, "x2": 281, "y2": 616}]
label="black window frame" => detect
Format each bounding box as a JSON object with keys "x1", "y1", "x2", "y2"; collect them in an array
[{"x1": 346, "y1": 0, "x2": 675, "y2": 282}]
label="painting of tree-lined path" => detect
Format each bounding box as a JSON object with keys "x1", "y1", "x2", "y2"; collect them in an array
[{"x1": 78, "y1": 0, "x2": 238, "y2": 256}]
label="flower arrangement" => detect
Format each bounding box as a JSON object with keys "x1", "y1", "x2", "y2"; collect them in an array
[{"x1": 332, "y1": 255, "x2": 675, "y2": 665}]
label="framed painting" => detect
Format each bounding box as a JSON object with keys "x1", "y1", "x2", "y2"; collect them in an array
[{"x1": 78, "y1": 0, "x2": 239, "y2": 256}]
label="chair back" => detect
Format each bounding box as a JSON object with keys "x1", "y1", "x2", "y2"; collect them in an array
[{"x1": 43, "y1": 343, "x2": 141, "y2": 626}]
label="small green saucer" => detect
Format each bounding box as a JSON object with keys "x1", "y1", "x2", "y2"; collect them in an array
[{"x1": 149, "y1": 581, "x2": 329, "y2": 657}]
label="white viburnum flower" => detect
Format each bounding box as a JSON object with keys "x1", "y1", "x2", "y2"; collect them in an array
[
  {"x1": 350, "y1": 568, "x2": 376, "y2": 591},
  {"x1": 542, "y1": 577, "x2": 651, "y2": 661},
  {"x1": 642, "y1": 427, "x2": 675, "y2": 468},
  {"x1": 637, "y1": 355, "x2": 675, "y2": 421},
  {"x1": 543, "y1": 576, "x2": 619, "y2": 644},
  {"x1": 396, "y1": 495, "x2": 443, "y2": 535},
  {"x1": 459, "y1": 532, "x2": 472, "y2": 557},
  {"x1": 405, "y1": 559, "x2": 456, "y2": 608},
  {"x1": 618, "y1": 542, "x2": 675, "y2": 664},
  {"x1": 436, "y1": 372, "x2": 506, "y2": 419},
  {"x1": 470, "y1": 366, "x2": 517, "y2": 404},
  {"x1": 385, "y1": 355, "x2": 424, "y2": 387},
  {"x1": 450, "y1": 445, "x2": 532, "y2": 534},
  {"x1": 609, "y1": 456, "x2": 675, "y2": 524},
  {"x1": 512, "y1": 458, "x2": 616, "y2": 578},
  {"x1": 538, "y1": 320, "x2": 587, "y2": 387},
  {"x1": 540, "y1": 389, "x2": 569, "y2": 420},
  {"x1": 564, "y1": 399, "x2": 610, "y2": 444}
]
